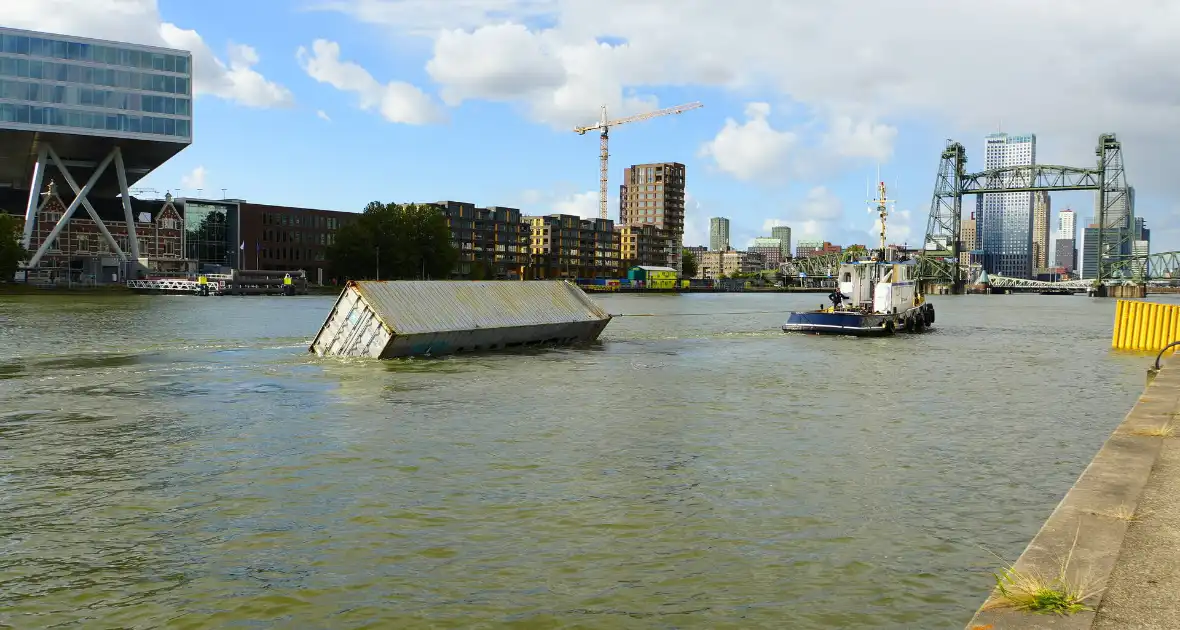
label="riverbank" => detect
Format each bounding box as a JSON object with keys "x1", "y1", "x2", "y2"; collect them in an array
[{"x1": 966, "y1": 357, "x2": 1180, "y2": 628}]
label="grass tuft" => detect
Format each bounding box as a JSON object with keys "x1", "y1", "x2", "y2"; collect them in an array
[
  {"x1": 1130, "y1": 422, "x2": 1175, "y2": 438},
  {"x1": 993, "y1": 568, "x2": 1091, "y2": 614},
  {"x1": 1098, "y1": 504, "x2": 1145, "y2": 522},
  {"x1": 989, "y1": 527, "x2": 1100, "y2": 615}
]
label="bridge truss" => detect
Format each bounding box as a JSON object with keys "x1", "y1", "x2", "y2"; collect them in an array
[
  {"x1": 782, "y1": 250, "x2": 985, "y2": 285},
  {"x1": 921, "y1": 133, "x2": 1134, "y2": 291}
]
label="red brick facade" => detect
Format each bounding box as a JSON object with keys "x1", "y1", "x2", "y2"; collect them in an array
[{"x1": 24, "y1": 192, "x2": 186, "y2": 279}]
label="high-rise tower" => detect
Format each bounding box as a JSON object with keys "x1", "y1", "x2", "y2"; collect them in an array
[
  {"x1": 980, "y1": 132, "x2": 1036, "y2": 278},
  {"x1": 709, "y1": 217, "x2": 730, "y2": 251},
  {"x1": 618, "y1": 162, "x2": 686, "y2": 270}
]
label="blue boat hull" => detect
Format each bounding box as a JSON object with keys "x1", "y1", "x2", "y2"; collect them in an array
[
  {"x1": 782, "y1": 303, "x2": 934, "y2": 336},
  {"x1": 782, "y1": 311, "x2": 892, "y2": 336}
]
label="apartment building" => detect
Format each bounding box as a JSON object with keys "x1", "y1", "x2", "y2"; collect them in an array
[
  {"x1": 618, "y1": 162, "x2": 686, "y2": 270},
  {"x1": 525, "y1": 214, "x2": 618, "y2": 279}
]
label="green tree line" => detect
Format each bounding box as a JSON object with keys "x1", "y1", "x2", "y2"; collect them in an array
[{"x1": 326, "y1": 202, "x2": 458, "y2": 281}]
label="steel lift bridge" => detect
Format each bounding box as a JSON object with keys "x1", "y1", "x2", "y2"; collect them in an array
[{"x1": 916, "y1": 133, "x2": 1180, "y2": 292}]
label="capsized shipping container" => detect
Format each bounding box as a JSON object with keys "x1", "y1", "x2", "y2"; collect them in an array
[{"x1": 309, "y1": 280, "x2": 613, "y2": 359}]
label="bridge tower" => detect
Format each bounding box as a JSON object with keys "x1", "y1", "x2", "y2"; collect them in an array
[
  {"x1": 1095, "y1": 134, "x2": 1130, "y2": 284},
  {"x1": 922, "y1": 141, "x2": 968, "y2": 293}
]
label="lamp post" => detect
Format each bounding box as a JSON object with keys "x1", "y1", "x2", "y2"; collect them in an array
[{"x1": 375, "y1": 246, "x2": 380, "y2": 281}]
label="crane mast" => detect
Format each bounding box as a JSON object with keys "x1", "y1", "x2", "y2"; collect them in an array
[{"x1": 574, "y1": 101, "x2": 702, "y2": 220}]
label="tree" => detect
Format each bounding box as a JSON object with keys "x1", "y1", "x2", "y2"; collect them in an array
[
  {"x1": 326, "y1": 202, "x2": 458, "y2": 281},
  {"x1": 0, "y1": 213, "x2": 28, "y2": 282},
  {"x1": 681, "y1": 249, "x2": 698, "y2": 278}
]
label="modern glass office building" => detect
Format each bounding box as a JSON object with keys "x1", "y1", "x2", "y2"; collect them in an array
[
  {"x1": 979, "y1": 132, "x2": 1036, "y2": 278},
  {"x1": 0, "y1": 27, "x2": 192, "y2": 140},
  {"x1": 179, "y1": 199, "x2": 240, "y2": 271},
  {"x1": 0, "y1": 27, "x2": 193, "y2": 276}
]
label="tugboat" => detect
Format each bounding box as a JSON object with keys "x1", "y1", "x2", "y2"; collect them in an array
[{"x1": 782, "y1": 180, "x2": 934, "y2": 336}]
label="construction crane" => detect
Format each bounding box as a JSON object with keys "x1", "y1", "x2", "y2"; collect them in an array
[{"x1": 574, "y1": 101, "x2": 703, "y2": 220}]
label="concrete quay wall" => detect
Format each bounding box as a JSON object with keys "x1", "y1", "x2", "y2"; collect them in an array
[{"x1": 966, "y1": 362, "x2": 1179, "y2": 628}]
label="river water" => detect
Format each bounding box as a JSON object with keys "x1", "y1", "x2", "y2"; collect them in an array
[{"x1": 0, "y1": 291, "x2": 1153, "y2": 628}]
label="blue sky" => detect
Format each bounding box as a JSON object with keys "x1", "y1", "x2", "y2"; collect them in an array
[{"x1": 12, "y1": 0, "x2": 1180, "y2": 254}]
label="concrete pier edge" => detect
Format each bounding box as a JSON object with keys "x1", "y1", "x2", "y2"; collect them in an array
[{"x1": 965, "y1": 360, "x2": 1177, "y2": 629}]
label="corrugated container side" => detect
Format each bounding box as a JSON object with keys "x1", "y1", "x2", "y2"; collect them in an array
[
  {"x1": 351, "y1": 280, "x2": 610, "y2": 335},
  {"x1": 310, "y1": 281, "x2": 613, "y2": 359},
  {"x1": 309, "y1": 285, "x2": 393, "y2": 358}
]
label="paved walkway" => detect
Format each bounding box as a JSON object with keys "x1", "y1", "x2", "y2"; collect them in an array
[{"x1": 1092, "y1": 416, "x2": 1180, "y2": 628}]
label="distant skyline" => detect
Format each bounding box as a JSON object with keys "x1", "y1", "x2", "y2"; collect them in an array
[{"x1": 6, "y1": 1, "x2": 1179, "y2": 253}]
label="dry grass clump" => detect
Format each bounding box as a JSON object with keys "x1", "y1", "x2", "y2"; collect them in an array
[
  {"x1": 989, "y1": 529, "x2": 1101, "y2": 615},
  {"x1": 1129, "y1": 421, "x2": 1175, "y2": 438}
]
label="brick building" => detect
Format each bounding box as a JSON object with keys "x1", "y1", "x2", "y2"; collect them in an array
[
  {"x1": 525, "y1": 214, "x2": 618, "y2": 279},
  {"x1": 238, "y1": 202, "x2": 356, "y2": 282},
  {"x1": 3, "y1": 184, "x2": 190, "y2": 283},
  {"x1": 618, "y1": 162, "x2": 686, "y2": 270}
]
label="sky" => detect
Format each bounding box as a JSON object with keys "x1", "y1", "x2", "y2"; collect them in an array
[{"x1": 9, "y1": 0, "x2": 1180, "y2": 253}]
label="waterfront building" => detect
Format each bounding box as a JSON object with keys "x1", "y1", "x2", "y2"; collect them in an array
[
  {"x1": 709, "y1": 216, "x2": 730, "y2": 251},
  {"x1": 239, "y1": 202, "x2": 357, "y2": 281},
  {"x1": 960, "y1": 213, "x2": 978, "y2": 267},
  {"x1": 795, "y1": 240, "x2": 841, "y2": 258},
  {"x1": 618, "y1": 162, "x2": 686, "y2": 270},
  {"x1": 616, "y1": 223, "x2": 671, "y2": 270},
  {"x1": 626, "y1": 265, "x2": 678, "y2": 289},
  {"x1": 1054, "y1": 238, "x2": 1076, "y2": 274},
  {"x1": 433, "y1": 201, "x2": 528, "y2": 279},
  {"x1": 699, "y1": 249, "x2": 763, "y2": 279},
  {"x1": 1058, "y1": 209, "x2": 1076, "y2": 241},
  {"x1": 0, "y1": 26, "x2": 192, "y2": 279},
  {"x1": 3, "y1": 184, "x2": 190, "y2": 282},
  {"x1": 525, "y1": 214, "x2": 618, "y2": 279},
  {"x1": 1032, "y1": 191, "x2": 1051, "y2": 270},
  {"x1": 796, "y1": 240, "x2": 823, "y2": 257},
  {"x1": 749, "y1": 237, "x2": 784, "y2": 269},
  {"x1": 770, "y1": 225, "x2": 792, "y2": 258},
  {"x1": 979, "y1": 132, "x2": 1036, "y2": 278}
]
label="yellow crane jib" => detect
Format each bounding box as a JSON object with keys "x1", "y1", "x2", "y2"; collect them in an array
[{"x1": 573, "y1": 101, "x2": 703, "y2": 220}]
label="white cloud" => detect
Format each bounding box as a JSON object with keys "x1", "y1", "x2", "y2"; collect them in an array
[
  {"x1": 515, "y1": 189, "x2": 601, "y2": 220},
  {"x1": 822, "y1": 116, "x2": 898, "y2": 162},
  {"x1": 317, "y1": 110, "x2": 333, "y2": 121},
  {"x1": 697, "y1": 103, "x2": 796, "y2": 183},
  {"x1": 797, "y1": 186, "x2": 843, "y2": 221},
  {"x1": 682, "y1": 192, "x2": 709, "y2": 248},
  {"x1": 869, "y1": 208, "x2": 915, "y2": 247},
  {"x1": 6, "y1": 0, "x2": 292, "y2": 108},
  {"x1": 318, "y1": 0, "x2": 1180, "y2": 195},
  {"x1": 761, "y1": 218, "x2": 790, "y2": 232},
  {"x1": 552, "y1": 191, "x2": 600, "y2": 219},
  {"x1": 180, "y1": 165, "x2": 206, "y2": 189},
  {"x1": 698, "y1": 104, "x2": 898, "y2": 185},
  {"x1": 297, "y1": 39, "x2": 446, "y2": 125}
]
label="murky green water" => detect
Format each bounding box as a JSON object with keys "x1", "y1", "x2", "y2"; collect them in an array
[{"x1": 0, "y1": 291, "x2": 1152, "y2": 628}]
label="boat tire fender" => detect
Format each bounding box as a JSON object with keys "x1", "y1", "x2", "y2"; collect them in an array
[{"x1": 926, "y1": 304, "x2": 935, "y2": 325}]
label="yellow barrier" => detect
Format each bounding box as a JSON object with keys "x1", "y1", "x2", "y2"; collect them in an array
[{"x1": 1112, "y1": 299, "x2": 1180, "y2": 352}]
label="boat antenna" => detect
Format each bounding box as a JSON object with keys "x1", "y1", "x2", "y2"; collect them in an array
[{"x1": 867, "y1": 167, "x2": 894, "y2": 258}]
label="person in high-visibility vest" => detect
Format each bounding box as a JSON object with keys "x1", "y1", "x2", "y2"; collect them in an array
[
  {"x1": 283, "y1": 273, "x2": 293, "y2": 296},
  {"x1": 283, "y1": 274, "x2": 292, "y2": 286}
]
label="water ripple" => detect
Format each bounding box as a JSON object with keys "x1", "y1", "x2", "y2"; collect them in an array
[{"x1": 0, "y1": 292, "x2": 1146, "y2": 628}]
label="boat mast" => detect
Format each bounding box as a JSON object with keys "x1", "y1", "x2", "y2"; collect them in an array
[{"x1": 866, "y1": 170, "x2": 896, "y2": 311}]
